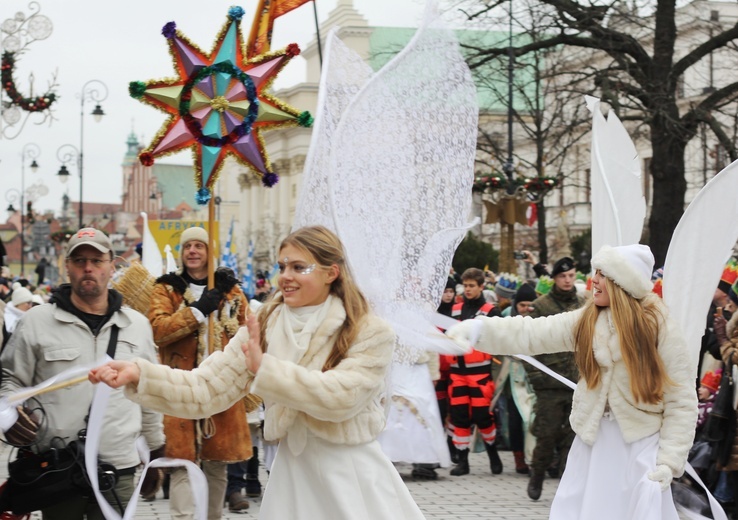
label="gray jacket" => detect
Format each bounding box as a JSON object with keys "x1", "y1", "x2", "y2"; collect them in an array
[{"x1": 0, "y1": 301, "x2": 165, "y2": 469}]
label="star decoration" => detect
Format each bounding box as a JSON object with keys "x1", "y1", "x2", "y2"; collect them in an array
[{"x1": 129, "y1": 6, "x2": 313, "y2": 204}]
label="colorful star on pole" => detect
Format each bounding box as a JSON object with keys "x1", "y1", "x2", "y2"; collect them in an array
[{"x1": 129, "y1": 6, "x2": 313, "y2": 205}]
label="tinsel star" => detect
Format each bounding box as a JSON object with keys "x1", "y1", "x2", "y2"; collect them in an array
[{"x1": 129, "y1": 6, "x2": 313, "y2": 204}]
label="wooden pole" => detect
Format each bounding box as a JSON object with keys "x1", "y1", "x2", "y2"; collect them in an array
[
  {"x1": 8, "y1": 376, "x2": 89, "y2": 404},
  {"x1": 207, "y1": 197, "x2": 216, "y2": 355}
]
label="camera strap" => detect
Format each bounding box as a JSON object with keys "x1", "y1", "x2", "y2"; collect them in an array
[
  {"x1": 106, "y1": 325, "x2": 119, "y2": 359},
  {"x1": 81, "y1": 325, "x2": 119, "y2": 434}
]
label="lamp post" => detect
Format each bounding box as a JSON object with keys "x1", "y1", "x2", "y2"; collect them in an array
[
  {"x1": 7, "y1": 143, "x2": 41, "y2": 276},
  {"x1": 56, "y1": 79, "x2": 108, "y2": 229},
  {"x1": 56, "y1": 143, "x2": 80, "y2": 226},
  {"x1": 472, "y1": 4, "x2": 557, "y2": 273}
]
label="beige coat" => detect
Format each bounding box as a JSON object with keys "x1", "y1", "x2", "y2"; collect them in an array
[
  {"x1": 1, "y1": 302, "x2": 165, "y2": 469},
  {"x1": 126, "y1": 297, "x2": 396, "y2": 447},
  {"x1": 470, "y1": 294, "x2": 697, "y2": 479}
]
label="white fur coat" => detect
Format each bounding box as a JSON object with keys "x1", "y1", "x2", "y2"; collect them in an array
[
  {"x1": 472, "y1": 294, "x2": 697, "y2": 478},
  {"x1": 126, "y1": 297, "x2": 395, "y2": 447}
]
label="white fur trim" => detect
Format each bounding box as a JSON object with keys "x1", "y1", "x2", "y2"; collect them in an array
[{"x1": 591, "y1": 245, "x2": 654, "y2": 299}]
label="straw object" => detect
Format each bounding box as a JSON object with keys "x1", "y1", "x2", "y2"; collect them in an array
[{"x1": 113, "y1": 261, "x2": 156, "y2": 315}]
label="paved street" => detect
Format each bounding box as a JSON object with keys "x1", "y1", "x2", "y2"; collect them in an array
[
  {"x1": 131, "y1": 450, "x2": 557, "y2": 520},
  {"x1": 0, "y1": 447, "x2": 556, "y2": 519},
  {"x1": 1, "y1": 444, "x2": 702, "y2": 519}
]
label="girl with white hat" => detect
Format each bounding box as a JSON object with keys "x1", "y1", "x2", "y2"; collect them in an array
[{"x1": 445, "y1": 243, "x2": 697, "y2": 520}]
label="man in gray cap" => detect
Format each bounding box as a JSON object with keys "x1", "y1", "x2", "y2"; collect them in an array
[
  {"x1": 0, "y1": 227, "x2": 165, "y2": 518},
  {"x1": 147, "y1": 226, "x2": 252, "y2": 517}
]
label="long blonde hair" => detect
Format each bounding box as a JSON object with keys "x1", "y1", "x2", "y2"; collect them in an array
[
  {"x1": 573, "y1": 278, "x2": 672, "y2": 404},
  {"x1": 258, "y1": 226, "x2": 369, "y2": 371}
]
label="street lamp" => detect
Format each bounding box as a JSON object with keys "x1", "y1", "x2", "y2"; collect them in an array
[
  {"x1": 471, "y1": 1, "x2": 557, "y2": 273},
  {"x1": 7, "y1": 143, "x2": 42, "y2": 276},
  {"x1": 56, "y1": 79, "x2": 108, "y2": 229},
  {"x1": 56, "y1": 143, "x2": 80, "y2": 224}
]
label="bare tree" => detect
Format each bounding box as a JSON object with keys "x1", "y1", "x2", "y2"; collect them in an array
[
  {"x1": 457, "y1": 0, "x2": 738, "y2": 265},
  {"x1": 468, "y1": 3, "x2": 591, "y2": 263}
]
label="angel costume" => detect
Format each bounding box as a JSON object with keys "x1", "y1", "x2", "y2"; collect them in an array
[
  {"x1": 127, "y1": 296, "x2": 425, "y2": 520},
  {"x1": 449, "y1": 245, "x2": 698, "y2": 520},
  {"x1": 291, "y1": 0, "x2": 477, "y2": 487}
]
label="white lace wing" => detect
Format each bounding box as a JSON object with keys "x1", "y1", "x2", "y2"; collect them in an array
[
  {"x1": 293, "y1": 30, "x2": 374, "y2": 232},
  {"x1": 293, "y1": 9, "x2": 478, "y2": 362},
  {"x1": 330, "y1": 12, "x2": 477, "y2": 362},
  {"x1": 663, "y1": 159, "x2": 738, "y2": 373},
  {"x1": 585, "y1": 95, "x2": 646, "y2": 252}
]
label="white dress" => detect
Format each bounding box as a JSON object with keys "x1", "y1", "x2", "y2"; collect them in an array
[
  {"x1": 255, "y1": 299, "x2": 426, "y2": 519},
  {"x1": 551, "y1": 412, "x2": 679, "y2": 520},
  {"x1": 378, "y1": 363, "x2": 451, "y2": 467},
  {"x1": 261, "y1": 432, "x2": 426, "y2": 520}
]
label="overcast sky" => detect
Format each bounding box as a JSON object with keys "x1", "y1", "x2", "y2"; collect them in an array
[{"x1": 0, "y1": 0, "x2": 434, "y2": 221}]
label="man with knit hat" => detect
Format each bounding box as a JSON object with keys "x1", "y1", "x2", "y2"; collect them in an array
[
  {"x1": 0, "y1": 227, "x2": 165, "y2": 518},
  {"x1": 494, "y1": 273, "x2": 519, "y2": 315},
  {"x1": 523, "y1": 256, "x2": 585, "y2": 500},
  {"x1": 148, "y1": 226, "x2": 253, "y2": 516}
]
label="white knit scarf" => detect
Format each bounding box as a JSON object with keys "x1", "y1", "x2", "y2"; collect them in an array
[{"x1": 265, "y1": 294, "x2": 335, "y2": 456}]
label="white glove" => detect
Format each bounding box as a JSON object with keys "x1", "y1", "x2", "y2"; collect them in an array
[
  {"x1": 647, "y1": 464, "x2": 672, "y2": 491},
  {"x1": 445, "y1": 319, "x2": 483, "y2": 351}
]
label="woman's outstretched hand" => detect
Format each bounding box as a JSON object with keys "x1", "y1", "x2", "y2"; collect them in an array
[
  {"x1": 242, "y1": 314, "x2": 263, "y2": 374},
  {"x1": 89, "y1": 361, "x2": 141, "y2": 388},
  {"x1": 445, "y1": 319, "x2": 482, "y2": 351}
]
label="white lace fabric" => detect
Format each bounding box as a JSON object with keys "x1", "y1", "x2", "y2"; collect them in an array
[{"x1": 293, "y1": 4, "x2": 479, "y2": 364}]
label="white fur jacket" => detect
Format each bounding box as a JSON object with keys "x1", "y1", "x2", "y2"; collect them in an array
[
  {"x1": 125, "y1": 297, "x2": 396, "y2": 447},
  {"x1": 470, "y1": 294, "x2": 697, "y2": 478}
]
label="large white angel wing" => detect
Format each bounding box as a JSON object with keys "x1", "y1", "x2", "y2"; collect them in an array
[
  {"x1": 292, "y1": 30, "x2": 374, "y2": 232},
  {"x1": 293, "y1": 5, "x2": 478, "y2": 360},
  {"x1": 663, "y1": 160, "x2": 738, "y2": 373},
  {"x1": 585, "y1": 96, "x2": 646, "y2": 252}
]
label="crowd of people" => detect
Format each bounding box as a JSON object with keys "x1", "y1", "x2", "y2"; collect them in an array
[{"x1": 0, "y1": 225, "x2": 734, "y2": 519}]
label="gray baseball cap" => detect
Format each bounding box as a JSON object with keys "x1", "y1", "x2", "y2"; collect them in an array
[{"x1": 66, "y1": 228, "x2": 113, "y2": 257}]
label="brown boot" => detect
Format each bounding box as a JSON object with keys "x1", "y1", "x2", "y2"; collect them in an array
[
  {"x1": 513, "y1": 451, "x2": 529, "y2": 474},
  {"x1": 228, "y1": 492, "x2": 250, "y2": 513}
]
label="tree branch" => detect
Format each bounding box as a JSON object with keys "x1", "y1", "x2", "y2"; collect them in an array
[{"x1": 672, "y1": 22, "x2": 738, "y2": 80}]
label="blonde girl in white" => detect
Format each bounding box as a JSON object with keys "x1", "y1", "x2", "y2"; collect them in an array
[
  {"x1": 447, "y1": 244, "x2": 697, "y2": 520},
  {"x1": 90, "y1": 226, "x2": 425, "y2": 520}
]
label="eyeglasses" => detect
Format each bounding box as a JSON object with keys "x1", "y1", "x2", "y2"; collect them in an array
[{"x1": 68, "y1": 257, "x2": 111, "y2": 268}]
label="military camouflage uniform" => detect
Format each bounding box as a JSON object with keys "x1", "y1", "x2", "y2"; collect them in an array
[{"x1": 525, "y1": 285, "x2": 584, "y2": 477}]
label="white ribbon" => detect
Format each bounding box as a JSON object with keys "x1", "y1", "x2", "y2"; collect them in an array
[
  {"x1": 5, "y1": 361, "x2": 101, "y2": 405},
  {"x1": 0, "y1": 403, "x2": 18, "y2": 431},
  {"x1": 513, "y1": 354, "x2": 577, "y2": 391},
  {"x1": 680, "y1": 462, "x2": 728, "y2": 520},
  {"x1": 85, "y1": 358, "x2": 209, "y2": 520},
  {"x1": 0, "y1": 361, "x2": 104, "y2": 432},
  {"x1": 0, "y1": 358, "x2": 209, "y2": 519}
]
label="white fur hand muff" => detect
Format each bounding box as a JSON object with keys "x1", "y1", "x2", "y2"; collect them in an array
[
  {"x1": 445, "y1": 319, "x2": 482, "y2": 350},
  {"x1": 647, "y1": 464, "x2": 672, "y2": 491}
]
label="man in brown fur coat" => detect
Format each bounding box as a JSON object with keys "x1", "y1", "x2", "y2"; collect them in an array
[{"x1": 148, "y1": 226, "x2": 252, "y2": 518}]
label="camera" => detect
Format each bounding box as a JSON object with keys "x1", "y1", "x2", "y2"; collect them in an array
[{"x1": 513, "y1": 251, "x2": 527, "y2": 260}]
